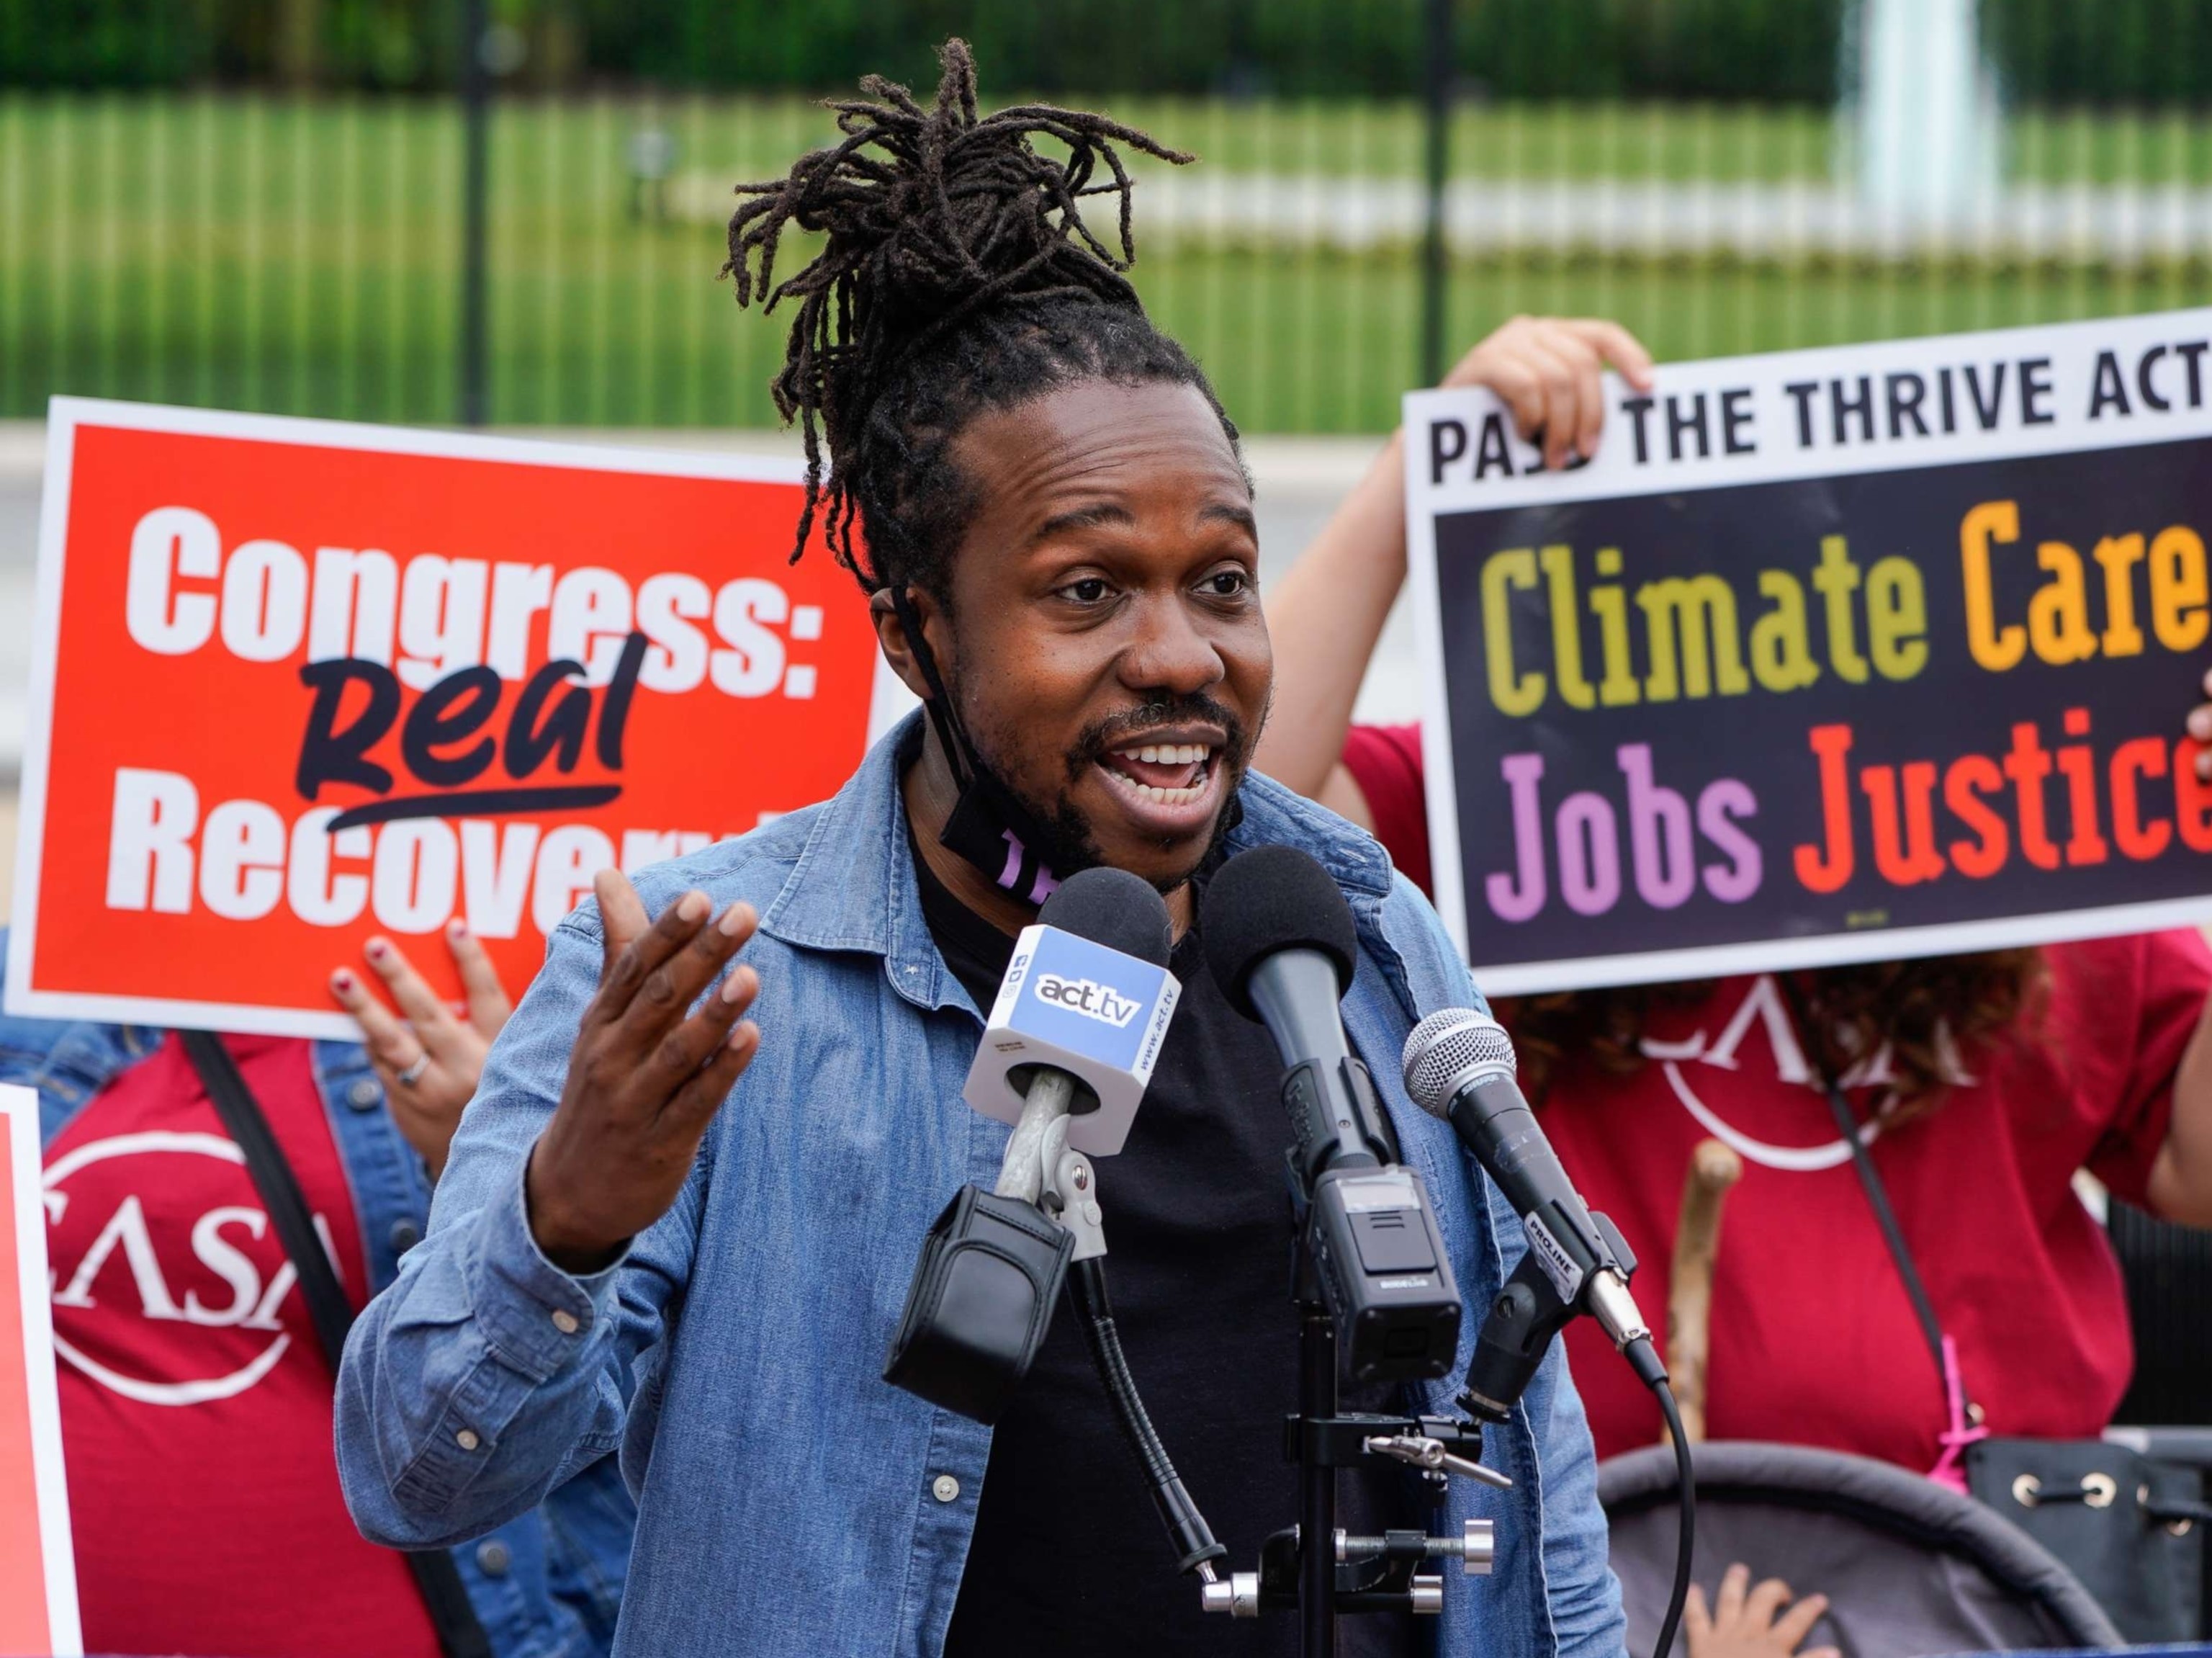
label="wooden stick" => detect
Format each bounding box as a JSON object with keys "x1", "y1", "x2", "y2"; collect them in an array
[{"x1": 1665, "y1": 1138, "x2": 1743, "y2": 1445}]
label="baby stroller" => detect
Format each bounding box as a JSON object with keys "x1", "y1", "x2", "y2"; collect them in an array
[
  {"x1": 1598, "y1": 1140, "x2": 2142, "y2": 1657},
  {"x1": 1602, "y1": 1438, "x2": 2124, "y2": 1656}
]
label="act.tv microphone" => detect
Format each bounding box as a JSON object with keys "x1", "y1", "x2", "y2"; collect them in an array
[
  {"x1": 885, "y1": 867, "x2": 1179, "y2": 1424},
  {"x1": 1202, "y1": 846, "x2": 1460, "y2": 1384},
  {"x1": 966, "y1": 866, "x2": 1179, "y2": 1188},
  {"x1": 1401, "y1": 1008, "x2": 1665, "y2": 1412}
]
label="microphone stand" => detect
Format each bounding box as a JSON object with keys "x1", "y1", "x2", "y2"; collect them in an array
[
  {"x1": 1236, "y1": 1193, "x2": 1507, "y2": 1654},
  {"x1": 1297, "y1": 1281, "x2": 1340, "y2": 1658}
]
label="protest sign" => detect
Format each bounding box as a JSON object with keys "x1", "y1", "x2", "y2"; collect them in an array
[
  {"x1": 0, "y1": 1085, "x2": 81, "y2": 1658},
  {"x1": 9, "y1": 400, "x2": 901, "y2": 1037},
  {"x1": 1406, "y1": 308, "x2": 2212, "y2": 993}
]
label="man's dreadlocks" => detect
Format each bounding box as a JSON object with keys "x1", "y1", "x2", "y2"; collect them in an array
[{"x1": 722, "y1": 38, "x2": 1238, "y2": 604}]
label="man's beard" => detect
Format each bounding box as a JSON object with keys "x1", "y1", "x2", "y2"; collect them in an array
[{"x1": 963, "y1": 691, "x2": 1252, "y2": 894}]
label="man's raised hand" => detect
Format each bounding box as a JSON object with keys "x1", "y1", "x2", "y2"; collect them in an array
[{"x1": 525, "y1": 869, "x2": 762, "y2": 1274}]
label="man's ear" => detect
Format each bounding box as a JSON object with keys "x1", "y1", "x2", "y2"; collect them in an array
[{"x1": 869, "y1": 586, "x2": 948, "y2": 704}]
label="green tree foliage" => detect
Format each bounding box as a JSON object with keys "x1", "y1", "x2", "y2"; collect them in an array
[
  {"x1": 0, "y1": 0, "x2": 1842, "y2": 98},
  {"x1": 0, "y1": 0, "x2": 2201, "y2": 107}
]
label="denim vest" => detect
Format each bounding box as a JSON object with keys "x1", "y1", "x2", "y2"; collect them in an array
[
  {"x1": 335, "y1": 714, "x2": 1624, "y2": 1657},
  {"x1": 0, "y1": 938, "x2": 634, "y2": 1658}
]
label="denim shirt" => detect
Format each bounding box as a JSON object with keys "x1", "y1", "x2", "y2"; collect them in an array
[
  {"x1": 0, "y1": 937, "x2": 634, "y2": 1658},
  {"x1": 335, "y1": 714, "x2": 1625, "y2": 1658}
]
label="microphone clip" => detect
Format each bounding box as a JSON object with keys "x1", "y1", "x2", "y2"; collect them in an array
[
  {"x1": 1460, "y1": 1208, "x2": 1646, "y2": 1424},
  {"x1": 1035, "y1": 1114, "x2": 1108, "y2": 1263}
]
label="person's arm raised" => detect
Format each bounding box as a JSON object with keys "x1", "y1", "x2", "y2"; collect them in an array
[
  {"x1": 334, "y1": 869, "x2": 762, "y2": 1549},
  {"x1": 1255, "y1": 317, "x2": 1654, "y2": 803}
]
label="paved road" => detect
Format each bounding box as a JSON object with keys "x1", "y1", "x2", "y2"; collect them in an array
[{"x1": 0, "y1": 424, "x2": 1420, "y2": 912}]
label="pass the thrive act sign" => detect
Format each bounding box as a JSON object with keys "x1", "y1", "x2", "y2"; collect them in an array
[
  {"x1": 9, "y1": 401, "x2": 896, "y2": 1037},
  {"x1": 1406, "y1": 309, "x2": 2212, "y2": 994}
]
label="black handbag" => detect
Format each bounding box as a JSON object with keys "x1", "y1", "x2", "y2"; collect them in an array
[
  {"x1": 1966, "y1": 1434, "x2": 2208, "y2": 1644},
  {"x1": 181, "y1": 1031, "x2": 493, "y2": 1658},
  {"x1": 1774, "y1": 979, "x2": 2210, "y2": 1645}
]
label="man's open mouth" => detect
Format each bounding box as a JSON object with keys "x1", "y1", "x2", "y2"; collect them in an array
[{"x1": 1094, "y1": 739, "x2": 1219, "y2": 809}]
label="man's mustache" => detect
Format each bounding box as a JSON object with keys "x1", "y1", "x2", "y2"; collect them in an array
[{"x1": 1065, "y1": 696, "x2": 1249, "y2": 777}]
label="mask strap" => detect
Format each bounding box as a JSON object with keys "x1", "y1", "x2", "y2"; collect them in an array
[{"x1": 886, "y1": 583, "x2": 976, "y2": 787}]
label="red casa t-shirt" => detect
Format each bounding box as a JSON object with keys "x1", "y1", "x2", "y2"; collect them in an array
[
  {"x1": 42, "y1": 1034, "x2": 439, "y2": 1658},
  {"x1": 1343, "y1": 722, "x2": 2208, "y2": 1469}
]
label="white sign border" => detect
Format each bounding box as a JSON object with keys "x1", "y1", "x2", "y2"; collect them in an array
[
  {"x1": 6, "y1": 397, "x2": 860, "y2": 1041},
  {"x1": 1, "y1": 1084, "x2": 81, "y2": 1658},
  {"x1": 1403, "y1": 305, "x2": 2212, "y2": 992}
]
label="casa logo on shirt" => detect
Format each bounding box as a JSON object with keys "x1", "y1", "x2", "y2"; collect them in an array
[
  {"x1": 41, "y1": 1132, "x2": 336, "y2": 1406},
  {"x1": 1640, "y1": 974, "x2": 1971, "y2": 1173}
]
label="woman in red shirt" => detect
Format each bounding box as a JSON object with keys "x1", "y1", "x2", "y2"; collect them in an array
[{"x1": 1256, "y1": 317, "x2": 2212, "y2": 1478}]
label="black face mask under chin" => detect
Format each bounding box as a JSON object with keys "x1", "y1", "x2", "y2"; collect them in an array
[{"x1": 890, "y1": 586, "x2": 1081, "y2": 908}]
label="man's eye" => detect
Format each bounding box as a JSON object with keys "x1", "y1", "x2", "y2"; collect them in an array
[
  {"x1": 1062, "y1": 578, "x2": 1111, "y2": 604},
  {"x1": 1202, "y1": 569, "x2": 1251, "y2": 597}
]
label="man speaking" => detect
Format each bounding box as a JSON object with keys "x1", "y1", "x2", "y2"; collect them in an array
[{"x1": 335, "y1": 43, "x2": 1619, "y2": 1658}]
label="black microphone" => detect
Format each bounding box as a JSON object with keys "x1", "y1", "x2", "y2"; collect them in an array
[
  {"x1": 1401, "y1": 1008, "x2": 1665, "y2": 1414},
  {"x1": 1202, "y1": 846, "x2": 1460, "y2": 1383}
]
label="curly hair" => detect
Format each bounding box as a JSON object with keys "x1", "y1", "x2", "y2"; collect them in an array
[
  {"x1": 1506, "y1": 949, "x2": 2049, "y2": 1126},
  {"x1": 720, "y1": 38, "x2": 1238, "y2": 604}
]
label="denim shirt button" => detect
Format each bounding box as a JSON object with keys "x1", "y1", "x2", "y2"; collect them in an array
[
  {"x1": 475, "y1": 1538, "x2": 512, "y2": 1577},
  {"x1": 931, "y1": 1474, "x2": 960, "y2": 1503},
  {"x1": 388, "y1": 1219, "x2": 422, "y2": 1254},
  {"x1": 346, "y1": 1077, "x2": 382, "y2": 1111}
]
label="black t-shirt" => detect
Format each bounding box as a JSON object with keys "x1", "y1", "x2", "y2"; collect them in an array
[{"x1": 914, "y1": 841, "x2": 1421, "y2": 1658}]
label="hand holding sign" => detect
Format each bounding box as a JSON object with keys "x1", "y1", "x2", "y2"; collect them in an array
[
  {"x1": 525, "y1": 871, "x2": 761, "y2": 1274},
  {"x1": 1444, "y1": 315, "x2": 1655, "y2": 472},
  {"x1": 328, "y1": 922, "x2": 513, "y2": 1177}
]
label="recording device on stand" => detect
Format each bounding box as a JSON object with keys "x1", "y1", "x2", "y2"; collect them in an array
[
  {"x1": 1195, "y1": 846, "x2": 1501, "y2": 1652},
  {"x1": 1403, "y1": 1008, "x2": 1697, "y2": 1658},
  {"x1": 882, "y1": 866, "x2": 1226, "y2": 1579}
]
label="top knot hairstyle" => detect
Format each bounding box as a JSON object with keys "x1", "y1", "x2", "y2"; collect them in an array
[{"x1": 722, "y1": 39, "x2": 1239, "y2": 601}]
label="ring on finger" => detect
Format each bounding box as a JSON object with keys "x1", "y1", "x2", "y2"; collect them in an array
[{"x1": 395, "y1": 1053, "x2": 431, "y2": 1088}]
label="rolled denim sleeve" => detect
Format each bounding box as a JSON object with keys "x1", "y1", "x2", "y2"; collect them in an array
[{"x1": 336, "y1": 910, "x2": 698, "y2": 1550}]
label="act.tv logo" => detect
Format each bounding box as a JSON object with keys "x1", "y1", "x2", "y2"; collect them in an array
[{"x1": 1034, "y1": 973, "x2": 1143, "y2": 1029}]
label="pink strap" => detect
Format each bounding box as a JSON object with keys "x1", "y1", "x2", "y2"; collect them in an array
[{"x1": 1927, "y1": 1334, "x2": 1990, "y2": 1491}]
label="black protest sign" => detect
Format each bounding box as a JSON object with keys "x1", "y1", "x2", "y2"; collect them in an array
[{"x1": 1404, "y1": 309, "x2": 2212, "y2": 993}]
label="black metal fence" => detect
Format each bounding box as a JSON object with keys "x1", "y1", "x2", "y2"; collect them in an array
[{"x1": 2, "y1": 0, "x2": 2208, "y2": 432}]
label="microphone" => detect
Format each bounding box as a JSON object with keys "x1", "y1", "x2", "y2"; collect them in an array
[
  {"x1": 1202, "y1": 846, "x2": 1460, "y2": 1383},
  {"x1": 886, "y1": 866, "x2": 1178, "y2": 1425},
  {"x1": 891, "y1": 866, "x2": 1227, "y2": 1579},
  {"x1": 1401, "y1": 1008, "x2": 1664, "y2": 1415},
  {"x1": 966, "y1": 866, "x2": 1179, "y2": 1202}
]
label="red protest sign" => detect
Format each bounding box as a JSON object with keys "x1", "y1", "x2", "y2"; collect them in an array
[
  {"x1": 0, "y1": 1086, "x2": 81, "y2": 1657},
  {"x1": 8, "y1": 401, "x2": 894, "y2": 1036}
]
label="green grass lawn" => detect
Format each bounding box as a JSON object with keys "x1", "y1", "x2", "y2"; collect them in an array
[{"x1": 5, "y1": 91, "x2": 2211, "y2": 434}]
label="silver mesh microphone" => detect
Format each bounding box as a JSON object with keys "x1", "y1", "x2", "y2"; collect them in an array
[
  {"x1": 1402, "y1": 1008, "x2": 1517, "y2": 1116},
  {"x1": 1397, "y1": 1005, "x2": 1652, "y2": 1356}
]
